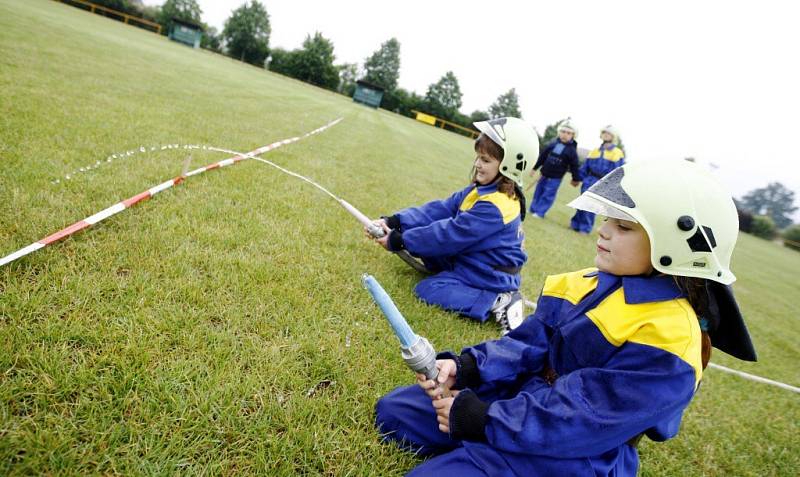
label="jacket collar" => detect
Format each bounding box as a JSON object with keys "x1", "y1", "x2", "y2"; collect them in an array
[
  {"x1": 583, "y1": 270, "x2": 684, "y2": 304},
  {"x1": 474, "y1": 181, "x2": 500, "y2": 195}
]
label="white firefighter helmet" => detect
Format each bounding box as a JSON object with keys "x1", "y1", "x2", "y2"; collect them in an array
[
  {"x1": 600, "y1": 125, "x2": 620, "y2": 144},
  {"x1": 568, "y1": 159, "x2": 758, "y2": 362},
  {"x1": 473, "y1": 117, "x2": 540, "y2": 188},
  {"x1": 567, "y1": 160, "x2": 738, "y2": 284},
  {"x1": 557, "y1": 119, "x2": 578, "y2": 137}
]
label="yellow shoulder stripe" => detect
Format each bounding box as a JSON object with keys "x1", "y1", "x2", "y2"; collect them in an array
[
  {"x1": 542, "y1": 268, "x2": 598, "y2": 305},
  {"x1": 586, "y1": 149, "x2": 602, "y2": 159},
  {"x1": 459, "y1": 189, "x2": 520, "y2": 224},
  {"x1": 606, "y1": 148, "x2": 625, "y2": 162},
  {"x1": 586, "y1": 289, "x2": 703, "y2": 384},
  {"x1": 586, "y1": 148, "x2": 625, "y2": 162}
]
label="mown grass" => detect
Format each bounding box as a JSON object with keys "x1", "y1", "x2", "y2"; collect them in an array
[{"x1": 1, "y1": 1, "x2": 798, "y2": 475}]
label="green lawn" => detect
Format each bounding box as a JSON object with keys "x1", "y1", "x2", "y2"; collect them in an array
[{"x1": 1, "y1": 1, "x2": 798, "y2": 475}]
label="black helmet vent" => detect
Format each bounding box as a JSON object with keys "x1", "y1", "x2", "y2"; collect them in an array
[{"x1": 687, "y1": 226, "x2": 716, "y2": 252}]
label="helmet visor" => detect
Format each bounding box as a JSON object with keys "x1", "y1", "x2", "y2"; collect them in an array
[
  {"x1": 568, "y1": 194, "x2": 638, "y2": 223},
  {"x1": 473, "y1": 120, "x2": 506, "y2": 148}
]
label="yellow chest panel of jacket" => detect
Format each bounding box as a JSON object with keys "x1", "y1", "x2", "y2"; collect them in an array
[
  {"x1": 459, "y1": 188, "x2": 520, "y2": 224},
  {"x1": 543, "y1": 269, "x2": 703, "y2": 384},
  {"x1": 586, "y1": 147, "x2": 625, "y2": 162}
]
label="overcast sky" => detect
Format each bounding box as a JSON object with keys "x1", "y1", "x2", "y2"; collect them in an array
[{"x1": 146, "y1": 0, "x2": 800, "y2": 213}]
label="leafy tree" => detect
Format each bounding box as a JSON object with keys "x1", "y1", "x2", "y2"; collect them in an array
[
  {"x1": 489, "y1": 88, "x2": 522, "y2": 119},
  {"x1": 132, "y1": 1, "x2": 160, "y2": 23},
  {"x1": 363, "y1": 38, "x2": 401, "y2": 92},
  {"x1": 91, "y1": 0, "x2": 138, "y2": 15},
  {"x1": 470, "y1": 110, "x2": 490, "y2": 124},
  {"x1": 382, "y1": 87, "x2": 424, "y2": 116},
  {"x1": 424, "y1": 71, "x2": 462, "y2": 121},
  {"x1": 539, "y1": 119, "x2": 565, "y2": 149},
  {"x1": 290, "y1": 32, "x2": 339, "y2": 90},
  {"x1": 223, "y1": 1, "x2": 270, "y2": 66},
  {"x1": 750, "y1": 215, "x2": 777, "y2": 240},
  {"x1": 783, "y1": 225, "x2": 800, "y2": 251},
  {"x1": 158, "y1": 0, "x2": 202, "y2": 36},
  {"x1": 200, "y1": 25, "x2": 221, "y2": 52},
  {"x1": 338, "y1": 63, "x2": 359, "y2": 96},
  {"x1": 451, "y1": 111, "x2": 472, "y2": 129},
  {"x1": 266, "y1": 33, "x2": 339, "y2": 91},
  {"x1": 82, "y1": 0, "x2": 152, "y2": 20},
  {"x1": 739, "y1": 182, "x2": 797, "y2": 229},
  {"x1": 266, "y1": 47, "x2": 291, "y2": 72}
]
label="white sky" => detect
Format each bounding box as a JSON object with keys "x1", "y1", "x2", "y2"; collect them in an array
[{"x1": 146, "y1": 0, "x2": 800, "y2": 213}]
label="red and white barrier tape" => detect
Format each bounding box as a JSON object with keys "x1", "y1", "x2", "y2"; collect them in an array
[{"x1": 1, "y1": 118, "x2": 342, "y2": 268}]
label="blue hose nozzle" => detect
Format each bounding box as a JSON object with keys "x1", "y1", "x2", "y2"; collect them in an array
[{"x1": 362, "y1": 274, "x2": 418, "y2": 347}]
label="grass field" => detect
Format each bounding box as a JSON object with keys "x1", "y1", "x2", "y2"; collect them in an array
[{"x1": 1, "y1": 1, "x2": 798, "y2": 475}]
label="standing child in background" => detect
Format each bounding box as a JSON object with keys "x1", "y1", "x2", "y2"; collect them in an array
[
  {"x1": 528, "y1": 119, "x2": 581, "y2": 218},
  {"x1": 375, "y1": 160, "x2": 757, "y2": 476},
  {"x1": 570, "y1": 125, "x2": 626, "y2": 234},
  {"x1": 367, "y1": 117, "x2": 539, "y2": 334}
]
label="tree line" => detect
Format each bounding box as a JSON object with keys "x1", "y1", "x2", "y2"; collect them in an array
[
  {"x1": 85, "y1": 0, "x2": 521, "y2": 130},
  {"x1": 81, "y1": 1, "x2": 800, "y2": 237},
  {"x1": 735, "y1": 183, "x2": 799, "y2": 247}
]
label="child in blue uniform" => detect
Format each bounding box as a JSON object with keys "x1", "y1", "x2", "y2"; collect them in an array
[
  {"x1": 375, "y1": 160, "x2": 757, "y2": 476},
  {"x1": 368, "y1": 117, "x2": 540, "y2": 334},
  {"x1": 529, "y1": 119, "x2": 581, "y2": 218},
  {"x1": 570, "y1": 125, "x2": 626, "y2": 234}
]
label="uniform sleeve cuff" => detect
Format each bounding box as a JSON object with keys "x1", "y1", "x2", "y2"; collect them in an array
[
  {"x1": 387, "y1": 230, "x2": 405, "y2": 251},
  {"x1": 383, "y1": 215, "x2": 401, "y2": 230},
  {"x1": 450, "y1": 390, "x2": 488, "y2": 442},
  {"x1": 434, "y1": 352, "x2": 480, "y2": 391},
  {"x1": 456, "y1": 353, "x2": 481, "y2": 390}
]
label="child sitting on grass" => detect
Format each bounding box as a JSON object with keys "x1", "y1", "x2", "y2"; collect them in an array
[
  {"x1": 368, "y1": 117, "x2": 540, "y2": 334},
  {"x1": 375, "y1": 160, "x2": 757, "y2": 476}
]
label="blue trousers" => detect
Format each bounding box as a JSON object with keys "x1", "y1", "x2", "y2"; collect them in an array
[
  {"x1": 570, "y1": 180, "x2": 598, "y2": 233},
  {"x1": 570, "y1": 209, "x2": 596, "y2": 234},
  {"x1": 529, "y1": 176, "x2": 562, "y2": 217},
  {"x1": 414, "y1": 271, "x2": 498, "y2": 322},
  {"x1": 375, "y1": 385, "x2": 640, "y2": 476}
]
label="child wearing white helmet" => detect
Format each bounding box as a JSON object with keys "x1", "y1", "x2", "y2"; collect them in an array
[
  {"x1": 570, "y1": 125, "x2": 626, "y2": 233},
  {"x1": 528, "y1": 119, "x2": 581, "y2": 218},
  {"x1": 367, "y1": 117, "x2": 539, "y2": 334},
  {"x1": 375, "y1": 160, "x2": 756, "y2": 476}
]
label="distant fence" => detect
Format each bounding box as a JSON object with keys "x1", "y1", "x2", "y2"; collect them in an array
[
  {"x1": 784, "y1": 237, "x2": 800, "y2": 251},
  {"x1": 411, "y1": 110, "x2": 479, "y2": 139},
  {"x1": 56, "y1": 0, "x2": 162, "y2": 35}
]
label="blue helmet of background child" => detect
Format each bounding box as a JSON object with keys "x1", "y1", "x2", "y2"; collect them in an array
[{"x1": 473, "y1": 117, "x2": 539, "y2": 188}]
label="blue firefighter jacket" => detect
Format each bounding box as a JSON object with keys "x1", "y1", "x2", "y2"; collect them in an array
[
  {"x1": 391, "y1": 182, "x2": 526, "y2": 292},
  {"x1": 450, "y1": 268, "x2": 702, "y2": 461},
  {"x1": 579, "y1": 144, "x2": 625, "y2": 187},
  {"x1": 533, "y1": 138, "x2": 581, "y2": 181}
]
